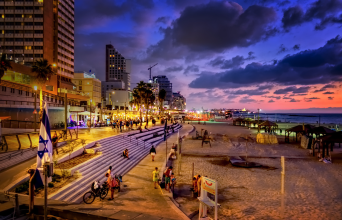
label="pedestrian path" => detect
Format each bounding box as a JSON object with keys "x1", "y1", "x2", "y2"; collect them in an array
[{"x1": 49, "y1": 123, "x2": 183, "y2": 203}]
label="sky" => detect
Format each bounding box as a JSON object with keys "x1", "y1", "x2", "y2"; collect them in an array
[{"x1": 74, "y1": 0, "x2": 342, "y2": 113}]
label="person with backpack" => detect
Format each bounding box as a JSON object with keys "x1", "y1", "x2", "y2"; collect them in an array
[
  {"x1": 150, "y1": 145, "x2": 156, "y2": 161},
  {"x1": 164, "y1": 166, "x2": 173, "y2": 192},
  {"x1": 152, "y1": 167, "x2": 160, "y2": 189},
  {"x1": 123, "y1": 149, "x2": 129, "y2": 159}
]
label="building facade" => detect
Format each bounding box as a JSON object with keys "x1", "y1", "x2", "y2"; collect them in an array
[
  {"x1": 0, "y1": 0, "x2": 75, "y2": 91},
  {"x1": 101, "y1": 80, "x2": 125, "y2": 98},
  {"x1": 105, "y1": 89, "x2": 130, "y2": 110},
  {"x1": 153, "y1": 75, "x2": 172, "y2": 104},
  {"x1": 170, "y1": 92, "x2": 186, "y2": 110},
  {"x1": 105, "y1": 44, "x2": 131, "y2": 91},
  {"x1": 73, "y1": 72, "x2": 101, "y2": 106}
]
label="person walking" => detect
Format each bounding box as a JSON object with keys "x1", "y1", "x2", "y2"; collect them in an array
[
  {"x1": 150, "y1": 145, "x2": 156, "y2": 161},
  {"x1": 152, "y1": 167, "x2": 160, "y2": 189},
  {"x1": 105, "y1": 166, "x2": 114, "y2": 200},
  {"x1": 119, "y1": 120, "x2": 123, "y2": 132},
  {"x1": 51, "y1": 133, "x2": 59, "y2": 155}
]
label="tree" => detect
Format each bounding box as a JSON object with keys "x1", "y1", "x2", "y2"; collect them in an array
[
  {"x1": 131, "y1": 81, "x2": 156, "y2": 126},
  {"x1": 0, "y1": 54, "x2": 12, "y2": 83},
  {"x1": 143, "y1": 85, "x2": 155, "y2": 126},
  {"x1": 158, "y1": 89, "x2": 166, "y2": 117},
  {"x1": 31, "y1": 59, "x2": 54, "y2": 120}
]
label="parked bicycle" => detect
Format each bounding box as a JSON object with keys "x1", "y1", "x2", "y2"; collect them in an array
[{"x1": 83, "y1": 181, "x2": 109, "y2": 204}]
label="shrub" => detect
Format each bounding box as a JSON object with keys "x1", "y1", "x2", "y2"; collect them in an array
[
  {"x1": 15, "y1": 180, "x2": 29, "y2": 193},
  {"x1": 48, "y1": 182, "x2": 54, "y2": 188}
]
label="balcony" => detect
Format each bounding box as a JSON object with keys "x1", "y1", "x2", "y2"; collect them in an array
[
  {"x1": 34, "y1": 17, "x2": 43, "y2": 22},
  {"x1": 14, "y1": 26, "x2": 23, "y2": 30},
  {"x1": 4, "y1": 34, "x2": 14, "y2": 38},
  {"x1": 14, "y1": 33, "x2": 23, "y2": 37},
  {"x1": 34, "y1": 26, "x2": 43, "y2": 30},
  {"x1": 34, "y1": 49, "x2": 43, "y2": 54},
  {"x1": 24, "y1": 58, "x2": 34, "y2": 62},
  {"x1": 24, "y1": 34, "x2": 33, "y2": 38},
  {"x1": 24, "y1": 2, "x2": 34, "y2": 6},
  {"x1": 5, "y1": 25, "x2": 14, "y2": 29},
  {"x1": 14, "y1": 18, "x2": 23, "y2": 21},
  {"x1": 24, "y1": 50, "x2": 33, "y2": 54},
  {"x1": 34, "y1": 10, "x2": 43, "y2": 14},
  {"x1": 34, "y1": 42, "x2": 43, "y2": 46},
  {"x1": 34, "y1": 1, "x2": 43, "y2": 6},
  {"x1": 4, "y1": 10, "x2": 14, "y2": 13},
  {"x1": 23, "y1": 18, "x2": 33, "y2": 22},
  {"x1": 5, "y1": 1, "x2": 15, "y2": 6},
  {"x1": 14, "y1": 42, "x2": 23, "y2": 45},
  {"x1": 24, "y1": 26, "x2": 33, "y2": 30},
  {"x1": 14, "y1": 50, "x2": 23, "y2": 53},
  {"x1": 14, "y1": 10, "x2": 23, "y2": 14},
  {"x1": 4, "y1": 42, "x2": 14, "y2": 45},
  {"x1": 5, "y1": 18, "x2": 14, "y2": 22},
  {"x1": 24, "y1": 10, "x2": 33, "y2": 14},
  {"x1": 24, "y1": 42, "x2": 33, "y2": 46},
  {"x1": 34, "y1": 34, "x2": 43, "y2": 38}
]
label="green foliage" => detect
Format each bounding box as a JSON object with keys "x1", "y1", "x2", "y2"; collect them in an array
[
  {"x1": 15, "y1": 180, "x2": 29, "y2": 193},
  {"x1": 52, "y1": 174, "x2": 61, "y2": 182},
  {"x1": 48, "y1": 182, "x2": 54, "y2": 188}
]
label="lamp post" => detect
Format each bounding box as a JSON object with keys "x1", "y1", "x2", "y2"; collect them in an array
[{"x1": 34, "y1": 86, "x2": 37, "y2": 132}]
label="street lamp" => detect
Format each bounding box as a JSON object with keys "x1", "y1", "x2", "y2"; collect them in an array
[{"x1": 33, "y1": 86, "x2": 37, "y2": 132}]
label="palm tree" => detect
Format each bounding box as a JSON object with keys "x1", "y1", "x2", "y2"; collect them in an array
[
  {"x1": 158, "y1": 89, "x2": 166, "y2": 117},
  {"x1": 143, "y1": 84, "x2": 155, "y2": 126},
  {"x1": 31, "y1": 59, "x2": 54, "y2": 120},
  {"x1": 0, "y1": 54, "x2": 12, "y2": 83}
]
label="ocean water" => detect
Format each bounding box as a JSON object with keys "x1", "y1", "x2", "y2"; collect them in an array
[{"x1": 238, "y1": 113, "x2": 342, "y2": 125}]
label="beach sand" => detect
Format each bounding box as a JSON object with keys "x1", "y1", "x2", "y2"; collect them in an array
[{"x1": 173, "y1": 122, "x2": 342, "y2": 220}]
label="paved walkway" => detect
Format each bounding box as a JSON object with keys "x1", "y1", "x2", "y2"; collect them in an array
[
  {"x1": 0, "y1": 123, "x2": 193, "y2": 220},
  {"x1": 87, "y1": 123, "x2": 193, "y2": 220},
  {"x1": 0, "y1": 123, "x2": 153, "y2": 191}
]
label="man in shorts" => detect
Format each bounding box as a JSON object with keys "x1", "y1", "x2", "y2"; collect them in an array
[
  {"x1": 152, "y1": 167, "x2": 159, "y2": 189},
  {"x1": 164, "y1": 166, "x2": 173, "y2": 191}
]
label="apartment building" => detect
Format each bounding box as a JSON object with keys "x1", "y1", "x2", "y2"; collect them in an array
[
  {"x1": 105, "y1": 44, "x2": 131, "y2": 91},
  {"x1": 153, "y1": 75, "x2": 173, "y2": 104},
  {"x1": 0, "y1": 0, "x2": 75, "y2": 91},
  {"x1": 73, "y1": 71, "x2": 101, "y2": 106}
]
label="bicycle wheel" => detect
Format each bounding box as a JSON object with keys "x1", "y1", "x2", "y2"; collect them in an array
[
  {"x1": 83, "y1": 191, "x2": 96, "y2": 204},
  {"x1": 100, "y1": 187, "x2": 109, "y2": 199}
]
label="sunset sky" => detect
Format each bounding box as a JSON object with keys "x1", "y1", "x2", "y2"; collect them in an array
[{"x1": 74, "y1": 0, "x2": 342, "y2": 113}]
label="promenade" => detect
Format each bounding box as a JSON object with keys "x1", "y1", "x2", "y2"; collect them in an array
[{"x1": 0, "y1": 123, "x2": 193, "y2": 220}]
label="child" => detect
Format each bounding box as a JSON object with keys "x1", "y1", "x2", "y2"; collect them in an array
[{"x1": 152, "y1": 167, "x2": 159, "y2": 189}]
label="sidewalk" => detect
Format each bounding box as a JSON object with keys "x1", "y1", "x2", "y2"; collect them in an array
[
  {"x1": 0, "y1": 123, "x2": 194, "y2": 220},
  {"x1": 0, "y1": 123, "x2": 153, "y2": 191},
  {"x1": 88, "y1": 123, "x2": 194, "y2": 219}
]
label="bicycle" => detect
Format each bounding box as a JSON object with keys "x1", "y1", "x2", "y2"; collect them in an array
[{"x1": 83, "y1": 181, "x2": 109, "y2": 204}]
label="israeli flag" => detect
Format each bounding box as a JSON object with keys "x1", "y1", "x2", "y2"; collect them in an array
[{"x1": 36, "y1": 102, "x2": 53, "y2": 168}]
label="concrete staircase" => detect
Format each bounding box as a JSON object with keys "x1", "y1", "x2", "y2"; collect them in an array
[{"x1": 49, "y1": 123, "x2": 182, "y2": 203}]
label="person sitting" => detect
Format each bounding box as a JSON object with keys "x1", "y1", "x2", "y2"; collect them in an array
[
  {"x1": 202, "y1": 130, "x2": 211, "y2": 147},
  {"x1": 122, "y1": 149, "x2": 129, "y2": 159}
]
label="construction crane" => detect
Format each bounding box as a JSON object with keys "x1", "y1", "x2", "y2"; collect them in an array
[{"x1": 148, "y1": 63, "x2": 158, "y2": 81}]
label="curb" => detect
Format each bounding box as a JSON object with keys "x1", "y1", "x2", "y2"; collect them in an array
[{"x1": 156, "y1": 124, "x2": 195, "y2": 220}]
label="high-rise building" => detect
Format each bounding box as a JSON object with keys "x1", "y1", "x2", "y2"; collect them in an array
[
  {"x1": 0, "y1": 0, "x2": 75, "y2": 90},
  {"x1": 153, "y1": 75, "x2": 172, "y2": 104},
  {"x1": 105, "y1": 44, "x2": 131, "y2": 91}
]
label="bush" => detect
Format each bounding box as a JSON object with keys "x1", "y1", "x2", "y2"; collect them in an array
[
  {"x1": 48, "y1": 182, "x2": 54, "y2": 188},
  {"x1": 15, "y1": 180, "x2": 29, "y2": 193}
]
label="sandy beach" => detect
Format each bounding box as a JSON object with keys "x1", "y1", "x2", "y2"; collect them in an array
[{"x1": 173, "y1": 122, "x2": 342, "y2": 220}]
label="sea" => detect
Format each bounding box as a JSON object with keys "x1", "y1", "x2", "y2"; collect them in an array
[{"x1": 235, "y1": 113, "x2": 342, "y2": 125}]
